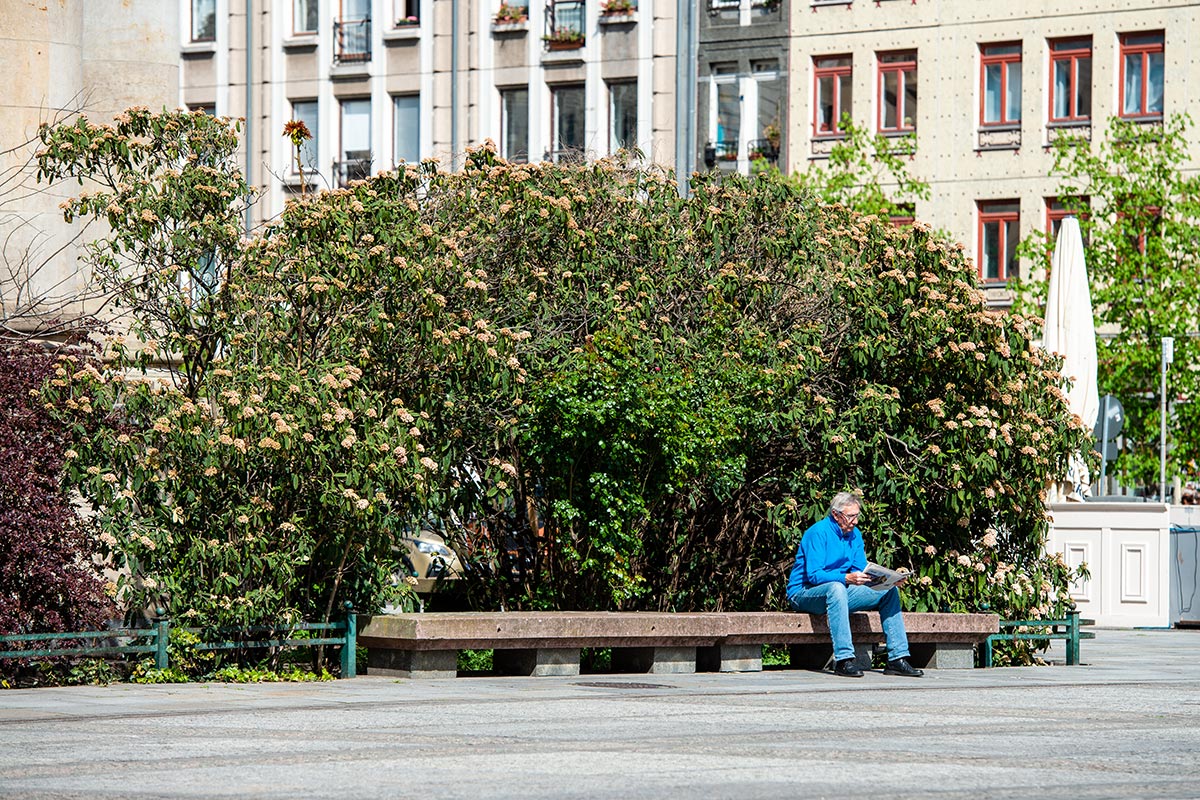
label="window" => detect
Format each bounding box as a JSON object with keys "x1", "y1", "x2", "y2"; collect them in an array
[
  {"x1": 713, "y1": 64, "x2": 739, "y2": 162},
  {"x1": 291, "y1": 100, "x2": 319, "y2": 174},
  {"x1": 878, "y1": 51, "x2": 917, "y2": 133},
  {"x1": 394, "y1": 0, "x2": 420, "y2": 25},
  {"x1": 547, "y1": 0, "x2": 585, "y2": 43},
  {"x1": 294, "y1": 0, "x2": 319, "y2": 34},
  {"x1": 980, "y1": 43, "x2": 1021, "y2": 126},
  {"x1": 890, "y1": 204, "x2": 915, "y2": 228},
  {"x1": 191, "y1": 0, "x2": 216, "y2": 41},
  {"x1": 551, "y1": 84, "x2": 585, "y2": 162},
  {"x1": 393, "y1": 95, "x2": 419, "y2": 164},
  {"x1": 500, "y1": 87, "x2": 529, "y2": 163},
  {"x1": 1049, "y1": 38, "x2": 1092, "y2": 123},
  {"x1": 753, "y1": 60, "x2": 781, "y2": 161},
  {"x1": 338, "y1": 98, "x2": 371, "y2": 186},
  {"x1": 335, "y1": 0, "x2": 372, "y2": 63},
  {"x1": 978, "y1": 201, "x2": 1020, "y2": 283},
  {"x1": 189, "y1": 103, "x2": 217, "y2": 116},
  {"x1": 609, "y1": 82, "x2": 638, "y2": 154},
  {"x1": 1120, "y1": 32, "x2": 1164, "y2": 118},
  {"x1": 813, "y1": 56, "x2": 852, "y2": 136}
]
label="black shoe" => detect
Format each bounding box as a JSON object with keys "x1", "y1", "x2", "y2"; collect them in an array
[
  {"x1": 832, "y1": 658, "x2": 864, "y2": 677},
  {"x1": 883, "y1": 657, "x2": 924, "y2": 677}
]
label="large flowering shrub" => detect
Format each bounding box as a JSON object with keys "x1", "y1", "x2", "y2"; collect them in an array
[{"x1": 37, "y1": 111, "x2": 1089, "y2": 645}]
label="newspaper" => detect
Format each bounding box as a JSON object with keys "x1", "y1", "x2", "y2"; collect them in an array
[{"x1": 863, "y1": 562, "x2": 910, "y2": 592}]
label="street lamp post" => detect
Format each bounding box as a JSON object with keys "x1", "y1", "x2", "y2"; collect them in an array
[{"x1": 1161, "y1": 336, "x2": 1174, "y2": 502}]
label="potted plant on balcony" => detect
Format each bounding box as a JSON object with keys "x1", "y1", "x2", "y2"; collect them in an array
[
  {"x1": 395, "y1": 14, "x2": 419, "y2": 26},
  {"x1": 763, "y1": 122, "x2": 781, "y2": 150},
  {"x1": 494, "y1": 2, "x2": 528, "y2": 24},
  {"x1": 600, "y1": 0, "x2": 636, "y2": 16},
  {"x1": 543, "y1": 26, "x2": 585, "y2": 50}
]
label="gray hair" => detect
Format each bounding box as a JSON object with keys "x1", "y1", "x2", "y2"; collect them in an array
[{"x1": 829, "y1": 491, "x2": 862, "y2": 516}]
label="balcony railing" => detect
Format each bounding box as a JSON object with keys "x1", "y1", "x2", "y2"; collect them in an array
[
  {"x1": 747, "y1": 138, "x2": 778, "y2": 163},
  {"x1": 334, "y1": 17, "x2": 371, "y2": 64},
  {"x1": 335, "y1": 152, "x2": 373, "y2": 187}
]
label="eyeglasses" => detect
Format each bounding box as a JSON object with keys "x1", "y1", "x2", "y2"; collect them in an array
[{"x1": 835, "y1": 509, "x2": 860, "y2": 523}]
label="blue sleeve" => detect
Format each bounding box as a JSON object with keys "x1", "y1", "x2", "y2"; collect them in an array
[{"x1": 801, "y1": 524, "x2": 848, "y2": 586}]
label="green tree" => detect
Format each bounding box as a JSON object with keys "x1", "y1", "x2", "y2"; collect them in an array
[
  {"x1": 1015, "y1": 114, "x2": 1200, "y2": 493},
  {"x1": 37, "y1": 110, "x2": 1087, "y2": 654},
  {"x1": 759, "y1": 114, "x2": 930, "y2": 219}
]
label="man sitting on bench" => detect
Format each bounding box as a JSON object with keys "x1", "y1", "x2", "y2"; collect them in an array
[{"x1": 786, "y1": 491, "x2": 923, "y2": 678}]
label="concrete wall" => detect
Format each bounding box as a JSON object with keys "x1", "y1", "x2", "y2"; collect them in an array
[{"x1": 0, "y1": 0, "x2": 178, "y2": 334}]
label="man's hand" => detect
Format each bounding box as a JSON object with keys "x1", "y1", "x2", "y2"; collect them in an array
[{"x1": 845, "y1": 571, "x2": 874, "y2": 586}]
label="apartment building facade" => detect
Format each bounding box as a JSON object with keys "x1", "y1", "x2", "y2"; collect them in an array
[
  {"x1": 180, "y1": 0, "x2": 679, "y2": 224},
  {"x1": 786, "y1": 0, "x2": 1200, "y2": 303},
  {"x1": 697, "y1": 0, "x2": 787, "y2": 175}
]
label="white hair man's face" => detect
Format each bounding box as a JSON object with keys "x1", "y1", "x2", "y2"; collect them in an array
[{"x1": 833, "y1": 504, "x2": 860, "y2": 533}]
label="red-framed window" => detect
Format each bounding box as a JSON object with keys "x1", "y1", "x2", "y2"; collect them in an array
[
  {"x1": 877, "y1": 51, "x2": 917, "y2": 133},
  {"x1": 814, "y1": 56, "x2": 852, "y2": 137},
  {"x1": 980, "y1": 43, "x2": 1022, "y2": 127},
  {"x1": 1049, "y1": 38, "x2": 1092, "y2": 123},
  {"x1": 890, "y1": 204, "x2": 915, "y2": 228},
  {"x1": 1119, "y1": 31, "x2": 1164, "y2": 118},
  {"x1": 978, "y1": 200, "x2": 1020, "y2": 283}
]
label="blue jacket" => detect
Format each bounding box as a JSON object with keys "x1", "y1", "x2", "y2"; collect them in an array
[{"x1": 785, "y1": 514, "x2": 867, "y2": 600}]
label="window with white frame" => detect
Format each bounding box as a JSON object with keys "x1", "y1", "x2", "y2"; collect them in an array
[
  {"x1": 980, "y1": 43, "x2": 1021, "y2": 127},
  {"x1": 294, "y1": 0, "x2": 319, "y2": 34},
  {"x1": 551, "y1": 84, "x2": 585, "y2": 162},
  {"x1": 393, "y1": 95, "x2": 420, "y2": 164},
  {"x1": 500, "y1": 87, "x2": 529, "y2": 163},
  {"x1": 753, "y1": 60, "x2": 781, "y2": 160},
  {"x1": 192, "y1": 0, "x2": 216, "y2": 41},
  {"x1": 608, "y1": 81, "x2": 637, "y2": 154},
  {"x1": 291, "y1": 99, "x2": 319, "y2": 174},
  {"x1": 394, "y1": 0, "x2": 420, "y2": 25},
  {"x1": 339, "y1": 98, "x2": 372, "y2": 186},
  {"x1": 712, "y1": 64, "x2": 739, "y2": 162}
]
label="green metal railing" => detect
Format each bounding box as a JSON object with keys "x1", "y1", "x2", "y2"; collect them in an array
[
  {"x1": 982, "y1": 608, "x2": 1094, "y2": 667},
  {"x1": 0, "y1": 611, "x2": 357, "y2": 678},
  {"x1": 0, "y1": 620, "x2": 169, "y2": 668}
]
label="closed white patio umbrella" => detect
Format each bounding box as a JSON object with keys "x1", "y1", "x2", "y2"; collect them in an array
[{"x1": 1043, "y1": 216, "x2": 1099, "y2": 500}]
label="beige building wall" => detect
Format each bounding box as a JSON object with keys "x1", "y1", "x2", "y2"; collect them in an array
[
  {"x1": 787, "y1": 0, "x2": 1200, "y2": 304},
  {"x1": 0, "y1": 0, "x2": 178, "y2": 334}
]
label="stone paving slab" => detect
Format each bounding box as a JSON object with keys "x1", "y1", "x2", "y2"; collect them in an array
[{"x1": 0, "y1": 629, "x2": 1196, "y2": 799}]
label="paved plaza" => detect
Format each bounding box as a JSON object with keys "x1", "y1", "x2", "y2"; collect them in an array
[{"x1": 0, "y1": 628, "x2": 1197, "y2": 799}]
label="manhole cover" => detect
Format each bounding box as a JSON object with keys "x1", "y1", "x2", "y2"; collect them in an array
[{"x1": 573, "y1": 681, "x2": 675, "y2": 690}]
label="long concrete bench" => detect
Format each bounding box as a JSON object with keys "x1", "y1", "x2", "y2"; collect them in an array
[{"x1": 357, "y1": 611, "x2": 999, "y2": 679}]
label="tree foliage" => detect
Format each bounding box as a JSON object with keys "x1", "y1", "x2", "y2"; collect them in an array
[
  {"x1": 761, "y1": 114, "x2": 930, "y2": 220},
  {"x1": 0, "y1": 344, "x2": 113, "y2": 635},
  {"x1": 1016, "y1": 114, "x2": 1200, "y2": 492},
  {"x1": 36, "y1": 110, "x2": 1087, "y2": 638}
]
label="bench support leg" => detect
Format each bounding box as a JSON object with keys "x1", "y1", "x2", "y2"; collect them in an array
[
  {"x1": 697, "y1": 644, "x2": 762, "y2": 673},
  {"x1": 367, "y1": 648, "x2": 458, "y2": 679},
  {"x1": 611, "y1": 646, "x2": 697, "y2": 674},
  {"x1": 494, "y1": 647, "x2": 581, "y2": 677},
  {"x1": 909, "y1": 642, "x2": 975, "y2": 669}
]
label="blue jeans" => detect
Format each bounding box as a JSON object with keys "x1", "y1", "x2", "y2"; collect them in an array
[{"x1": 788, "y1": 582, "x2": 910, "y2": 663}]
